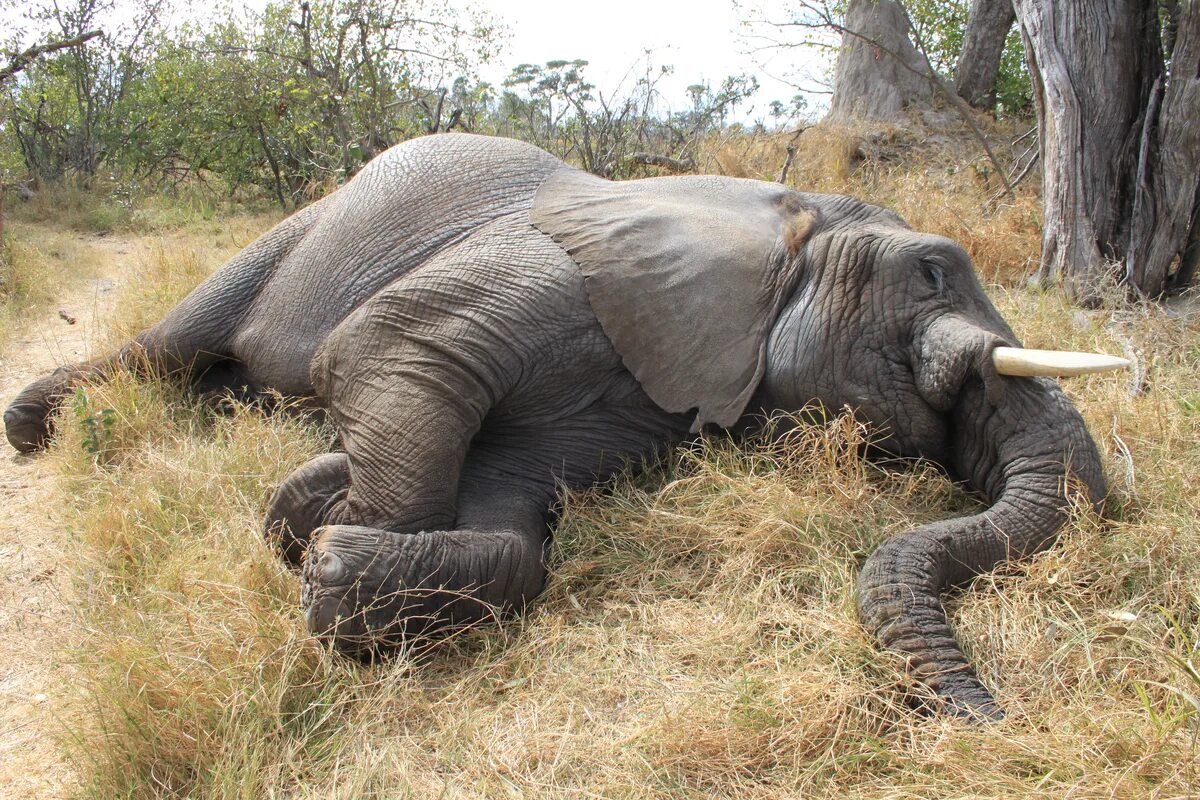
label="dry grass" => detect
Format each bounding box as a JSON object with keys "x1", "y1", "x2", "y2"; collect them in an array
[
  {"x1": 25, "y1": 134, "x2": 1200, "y2": 798},
  {"x1": 0, "y1": 191, "x2": 283, "y2": 353},
  {"x1": 0, "y1": 222, "x2": 101, "y2": 342}
]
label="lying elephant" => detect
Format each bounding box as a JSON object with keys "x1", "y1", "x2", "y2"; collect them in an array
[{"x1": 5, "y1": 133, "x2": 1118, "y2": 720}]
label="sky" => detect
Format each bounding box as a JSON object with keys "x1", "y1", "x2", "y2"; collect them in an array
[{"x1": 473, "y1": 0, "x2": 830, "y2": 121}]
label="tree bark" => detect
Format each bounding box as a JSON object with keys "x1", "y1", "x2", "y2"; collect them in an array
[
  {"x1": 826, "y1": 0, "x2": 932, "y2": 124},
  {"x1": 1173, "y1": 189, "x2": 1200, "y2": 290},
  {"x1": 1125, "y1": 3, "x2": 1200, "y2": 295},
  {"x1": 1014, "y1": 0, "x2": 1162, "y2": 305},
  {"x1": 954, "y1": 0, "x2": 1016, "y2": 110}
]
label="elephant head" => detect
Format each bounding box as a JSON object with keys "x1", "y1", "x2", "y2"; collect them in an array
[
  {"x1": 533, "y1": 168, "x2": 1119, "y2": 719},
  {"x1": 760, "y1": 211, "x2": 1111, "y2": 719}
]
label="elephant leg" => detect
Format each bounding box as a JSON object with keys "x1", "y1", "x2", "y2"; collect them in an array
[
  {"x1": 301, "y1": 440, "x2": 553, "y2": 655},
  {"x1": 4, "y1": 357, "x2": 114, "y2": 452},
  {"x1": 5, "y1": 202, "x2": 322, "y2": 453},
  {"x1": 265, "y1": 452, "x2": 352, "y2": 565},
  {"x1": 289, "y1": 301, "x2": 511, "y2": 655},
  {"x1": 298, "y1": 401, "x2": 685, "y2": 655},
  {"x1": 3, "y1": 333, "x2": 238, "y2": 453}
]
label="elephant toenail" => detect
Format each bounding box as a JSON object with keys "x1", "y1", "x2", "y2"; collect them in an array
[
  {"x1": 316, "y1": 550, "x2": 347, "y2": 584},
  {"x1": 305, "y1": 593, "x2": 352, "y2": 636}
]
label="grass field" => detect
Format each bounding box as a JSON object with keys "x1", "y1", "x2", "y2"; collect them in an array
[{"x1": 5, "y1": 128, "x2": 1199, "y2": 798}]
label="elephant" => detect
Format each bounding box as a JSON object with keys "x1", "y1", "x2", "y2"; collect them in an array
[{"x1": 4, "y1": 133, "x2": 1119, "y2": 721}]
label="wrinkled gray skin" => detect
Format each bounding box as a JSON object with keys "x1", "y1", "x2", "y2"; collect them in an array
[{"x1": 4, "y1": 134, "x2": 1104, "y2": 720}]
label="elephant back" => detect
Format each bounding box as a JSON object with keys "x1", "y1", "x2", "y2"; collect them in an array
[{"x1": 230, "y1": 135, "x2": 565, "y2": 393}]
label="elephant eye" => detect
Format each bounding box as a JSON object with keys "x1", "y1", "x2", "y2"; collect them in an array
[{"x1": 921, "y1": 260, "x2": 946, "y2": 294}]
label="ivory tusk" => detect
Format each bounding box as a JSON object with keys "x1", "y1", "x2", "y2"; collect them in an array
[{"x1": 992, "y1": 347, "x2": 1132, "y2": 377}]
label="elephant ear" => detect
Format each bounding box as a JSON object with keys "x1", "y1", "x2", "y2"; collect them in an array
[{"x1": 530, "y1": 168, "x2": 815, "y2": 430}]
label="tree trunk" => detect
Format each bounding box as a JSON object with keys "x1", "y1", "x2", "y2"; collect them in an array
[
  {"x1": 954, "y1": 0, "x2": 1016, "y2": 110},
  {"x1": 1125, "y1": 3, "x2": 1200, "y2": 296},
  {"x1": 1014, "y1": 0, "x2": 1163, "y2": 305},
  {"x1": 826, "y1": 0, "x2": 933, "y2": 125},
  {"x1": 1173, "y1": 189, "x2": 1200, "y2": 290}
]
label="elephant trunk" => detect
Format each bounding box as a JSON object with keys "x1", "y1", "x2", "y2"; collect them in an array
[{"x1": 857, "y1": 370, "x2": 1106, "y2": 719}]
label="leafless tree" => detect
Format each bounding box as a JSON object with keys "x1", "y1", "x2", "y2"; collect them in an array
[{"x1": 0, "y1": 24, "x2": 102, "y2": 241}]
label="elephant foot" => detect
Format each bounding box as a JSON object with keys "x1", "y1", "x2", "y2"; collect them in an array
[
  {"x1": 301, "y1": 525, "x2": 438, "y2": 657},
  {"x1": 264, "y1": 453, "x2": 352, "y2": 565},
  {"x1": 4, "y1": 400, "x2": 55, "y2": 453},
  {"x1": 5, "y1": 363, "x2": 104, "y2": 453},
  {"x1": 301, "y1": 522, "x2": 539, "y2": 657},
  {"x1": 5, "y1": 371, "x2": 81, "y2": 452}
]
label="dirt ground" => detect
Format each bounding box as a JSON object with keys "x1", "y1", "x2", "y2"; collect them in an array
[{"x1": 0, "y1": 237, "x2": 134, "y2": 799}]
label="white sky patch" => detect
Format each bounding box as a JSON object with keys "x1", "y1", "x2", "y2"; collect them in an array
[{"x1": 475, "y1": 0, "x2": 829, "y2": 121}]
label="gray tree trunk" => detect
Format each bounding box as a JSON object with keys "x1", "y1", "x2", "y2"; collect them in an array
[
  {"x1": 1126, "y1": 4, "x2": 1200, "y2": 296},
  {"x1": 826, "y1": 0, "x2": 932, "y2": 125},
  {"x1": 1014, "y1": 0, "x2": 1164, "y2": 304},
  {"x1": 1174, "y1": 191, "x2": 1200, "y2": 289},
  {"x1": 954, "y1": 0, "x2": 1016, "y2": 110}
]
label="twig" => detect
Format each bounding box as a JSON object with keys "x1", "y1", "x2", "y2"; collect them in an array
[
  {"x1": 777, "y1": 127, "x2": 807, "y2": 183},
  {"x1": 987, "y1": 150, "x2": 1039, "y2": 208},
  {"x1": 1012, "y1": 125, "x2": 1038, "y2": 147}
]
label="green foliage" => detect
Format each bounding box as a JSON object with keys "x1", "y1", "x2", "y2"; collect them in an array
[
  {"x1": 1, "y1": 0, "x2": 165, "y2": 182},
  {"x1": 72, "y1": 386, "x2": 116, "y2": 457},
  {"x1": 1, "y1": 0, "x2": 1033, "y2": 203},
  {"x1": 994, "y1": 23, "x2": 1033, "y2": 115},
  {"x1": 2, "y1": 0, "x2": 501, "y2": 203},
  {"x1": 496, "y1": 59, "x2": 759, "y2": 177},
  {"x1": 905, "y1": 0, "x2": 969, "y2": 74},
  {"x1": 1, "y1": 1, "x2": 769, "y2": 196}
]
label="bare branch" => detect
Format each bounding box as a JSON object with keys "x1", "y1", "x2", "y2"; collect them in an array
[
  {"x1": 777, "y1": 127, "x2": 807, "y2": 183},
  {"x1": 0, "y1": 29, "x2": 102, "y2": 85},
  {"x1": 986, "y1": 150, "x2": 1039, "y2": 208}
]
